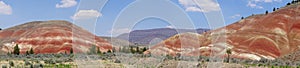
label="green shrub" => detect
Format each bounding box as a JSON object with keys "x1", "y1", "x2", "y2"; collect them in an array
[
  {"x1": 114, "y1": 59, "x2": 121, "y2": 63},
  {"x1": 30, "y1": 64, "x2": 33, "y2": 68},
  {"x1": 34, "y1": 63, "x2": 43, "y2": 68},
  {"x1": 25, "y1": 60, "x2": 31, "y2": 66},
  {"x1": 2, "y1": 65, "x2": 7, "y2": 68},
  {"x1": 9, "y1": 61, "x2": 14, "y2": 67}
]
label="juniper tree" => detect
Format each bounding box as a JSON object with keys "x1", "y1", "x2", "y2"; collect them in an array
[
  {"x1": 29, "y1": 48, "x2": 34, "y2": 54},
  {"x1": 226, "y1": 49, "x2": 232, "y2": 63},
  {"x1": 26, "y1": 51, "x2": 29, "y2": 55},
  {"x1": 107, "y1": 50, "x2": 112, "y2": 53},
  {"x1": 97, "y1": 47, "x2": 101, "y2": 54},
  {"x1": 70, "y1": 48, "x2": 73, "y2": 54},
  {"x1": 287, "y1": 3, "x2": 291, "y2": 5},
  {"x1": 89, "y1": 45, "x2": 97, "y2": 54},
  {"x1": 13, "y1": 44, "x2": 20, "y2": 55},
  {"x1": 7, "y1": 52, "x2": 11, "y2": 56},
  {"x1": 142, "y1": 47, "x2": 147, "y2": 52},
  {"x1": 292, "y1": 0, "x2": 296, "y2": 4},
  {"x1": 136, "y1": 47, "x2": 140, "y2": 54}
]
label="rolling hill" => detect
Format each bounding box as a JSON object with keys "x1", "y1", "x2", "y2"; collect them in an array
[
  {"x1": 146, "y1": 3, "x2": 300, "y2": 60},
  {"x1": 0, "y1": 20, "x2": 112, "y2": 54}
]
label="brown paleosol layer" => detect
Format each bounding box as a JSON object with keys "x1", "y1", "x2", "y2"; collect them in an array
[
  {"x1": 146, "y1": 4, "x2": 300, "y2": 60},
  {"x1": 0, "y1": 20, "x2": 112, "y2": 54}
]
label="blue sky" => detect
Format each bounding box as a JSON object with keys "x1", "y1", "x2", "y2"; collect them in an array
[{"x1": 0, "y1": 0, "x2": 291, "y2": 36}]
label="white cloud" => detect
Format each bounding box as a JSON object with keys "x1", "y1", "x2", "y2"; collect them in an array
[
  {"x1": 247, "y1": 1, "x2": 264, "y2": 9},
  {"x1": 109, "y1": 28, "x2": 131, "y2": 35},
  {"x1": 230, "y1": 14, "x2": 241, "y2": 19},
  {"x1": 71, "y1": 10, "x2": 102, "y2": 20},
  {"x1": 166, "y1": 25, "x2": 174, "y2": 28},
  {"x1": 274, "y1": 0, "x2": 282, "y2": 2},
  {"x1": 0, "y1": 1, "x2": 12, "y2": 15},
  {"x1": 186, "y1": 7, "x2": 205, "y2": 12},
  {"x1": 247, "y1": 0, "x2": 282, "y2": 9},
  {"x1": 56, "y1": 0, "x2": 77, "y2": 8},
  {"x1": 179, "y1": 0, "x2": 220, "y2": 12}
]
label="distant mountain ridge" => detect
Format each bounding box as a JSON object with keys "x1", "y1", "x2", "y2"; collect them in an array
[
  {"x1": 117, "y1": 28, "x2": 210, "y2": 45},
  {"x1": 100, "y1": 36, "x2": 134, "y2": 46}
]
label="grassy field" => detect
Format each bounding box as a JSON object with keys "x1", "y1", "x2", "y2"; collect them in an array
[{"x1": 1, "y1": 53, "x2": 300, "y2": 68}]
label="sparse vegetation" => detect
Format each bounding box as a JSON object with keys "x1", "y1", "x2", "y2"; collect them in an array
[{"x1": 1, "y1": 49, "x2": 300, "y2": 68}]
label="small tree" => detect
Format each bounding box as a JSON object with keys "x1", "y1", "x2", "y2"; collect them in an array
[
  {"x1": 107, "y1": 50, "x2": 112, "y2": 53},
  {"x1": 226, "y1": 49, "x2": 232, "y2": 63},
  {"x1": 292, "y1": 0, "x2": 296, "y2": 4},
  {"x1": 273, "y1": 7, "x2": 276, "y2": 11},
  {"x1": 241, "y1": 17, "x2": 244, "y2": 19},
  {"x1": 29, "y1": 48, "x2": 34, "y2": 54},
  {"x1": 0, "y1": 28, "x2": 2, "y2": 30},
  {"x1": 166, "y1": 54, "x2": 173, "y2": 60},
  {"x1": 25, "y1": 51, "x2": 29, "y2": 55},
  {"x1": 89, "y1": 45, "x2": 97, "y2": 54},
  {"x1": 136, "y1": 47, "x2": 140, "y2": 54},
  {"x1": 130, "y1": 46, "x2": 135, "y2": 54},
  {"x1": 142, "y1": 47, "x2": 147, "y2": 52},
  {"x1": 13, "y1": 44, "x2": 20, "y2": 55},
  {"x1": 70, "y1": 48, "x2": 73, "y2": 54},
  {"x1": 9, "y1": 61, "x2": 14, "y2": 67},
  {"x1": 175, "y1": 53, "x2": 181, "y2": 60},
  {"x1": 97, "y1": 47, "x2": 101, "y2": 54},
  {"x1": 265, "y1": 10, "x2": 269, "y2": 14},
  {"x1": 7, "y1": 52, "x2": 11, "y2": 56},
  {"x1": 287, "y1": 3, "x2": 291, "y2": 5}
]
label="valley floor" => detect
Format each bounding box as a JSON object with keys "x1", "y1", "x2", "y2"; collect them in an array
[{"x1": 0, "y1": 53, "x2": 299, "y2": 68}]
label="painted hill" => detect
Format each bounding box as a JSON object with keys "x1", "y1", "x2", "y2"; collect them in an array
[
  {"x1": 0, "y1": 20, "x2": 112, "y2": 54},
  {"x1": 117, "y1": 28, "x2": 210, "y2": 45},
  {"x1": 146, "y1": 3, "x2": 300, "y2": 60}
]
